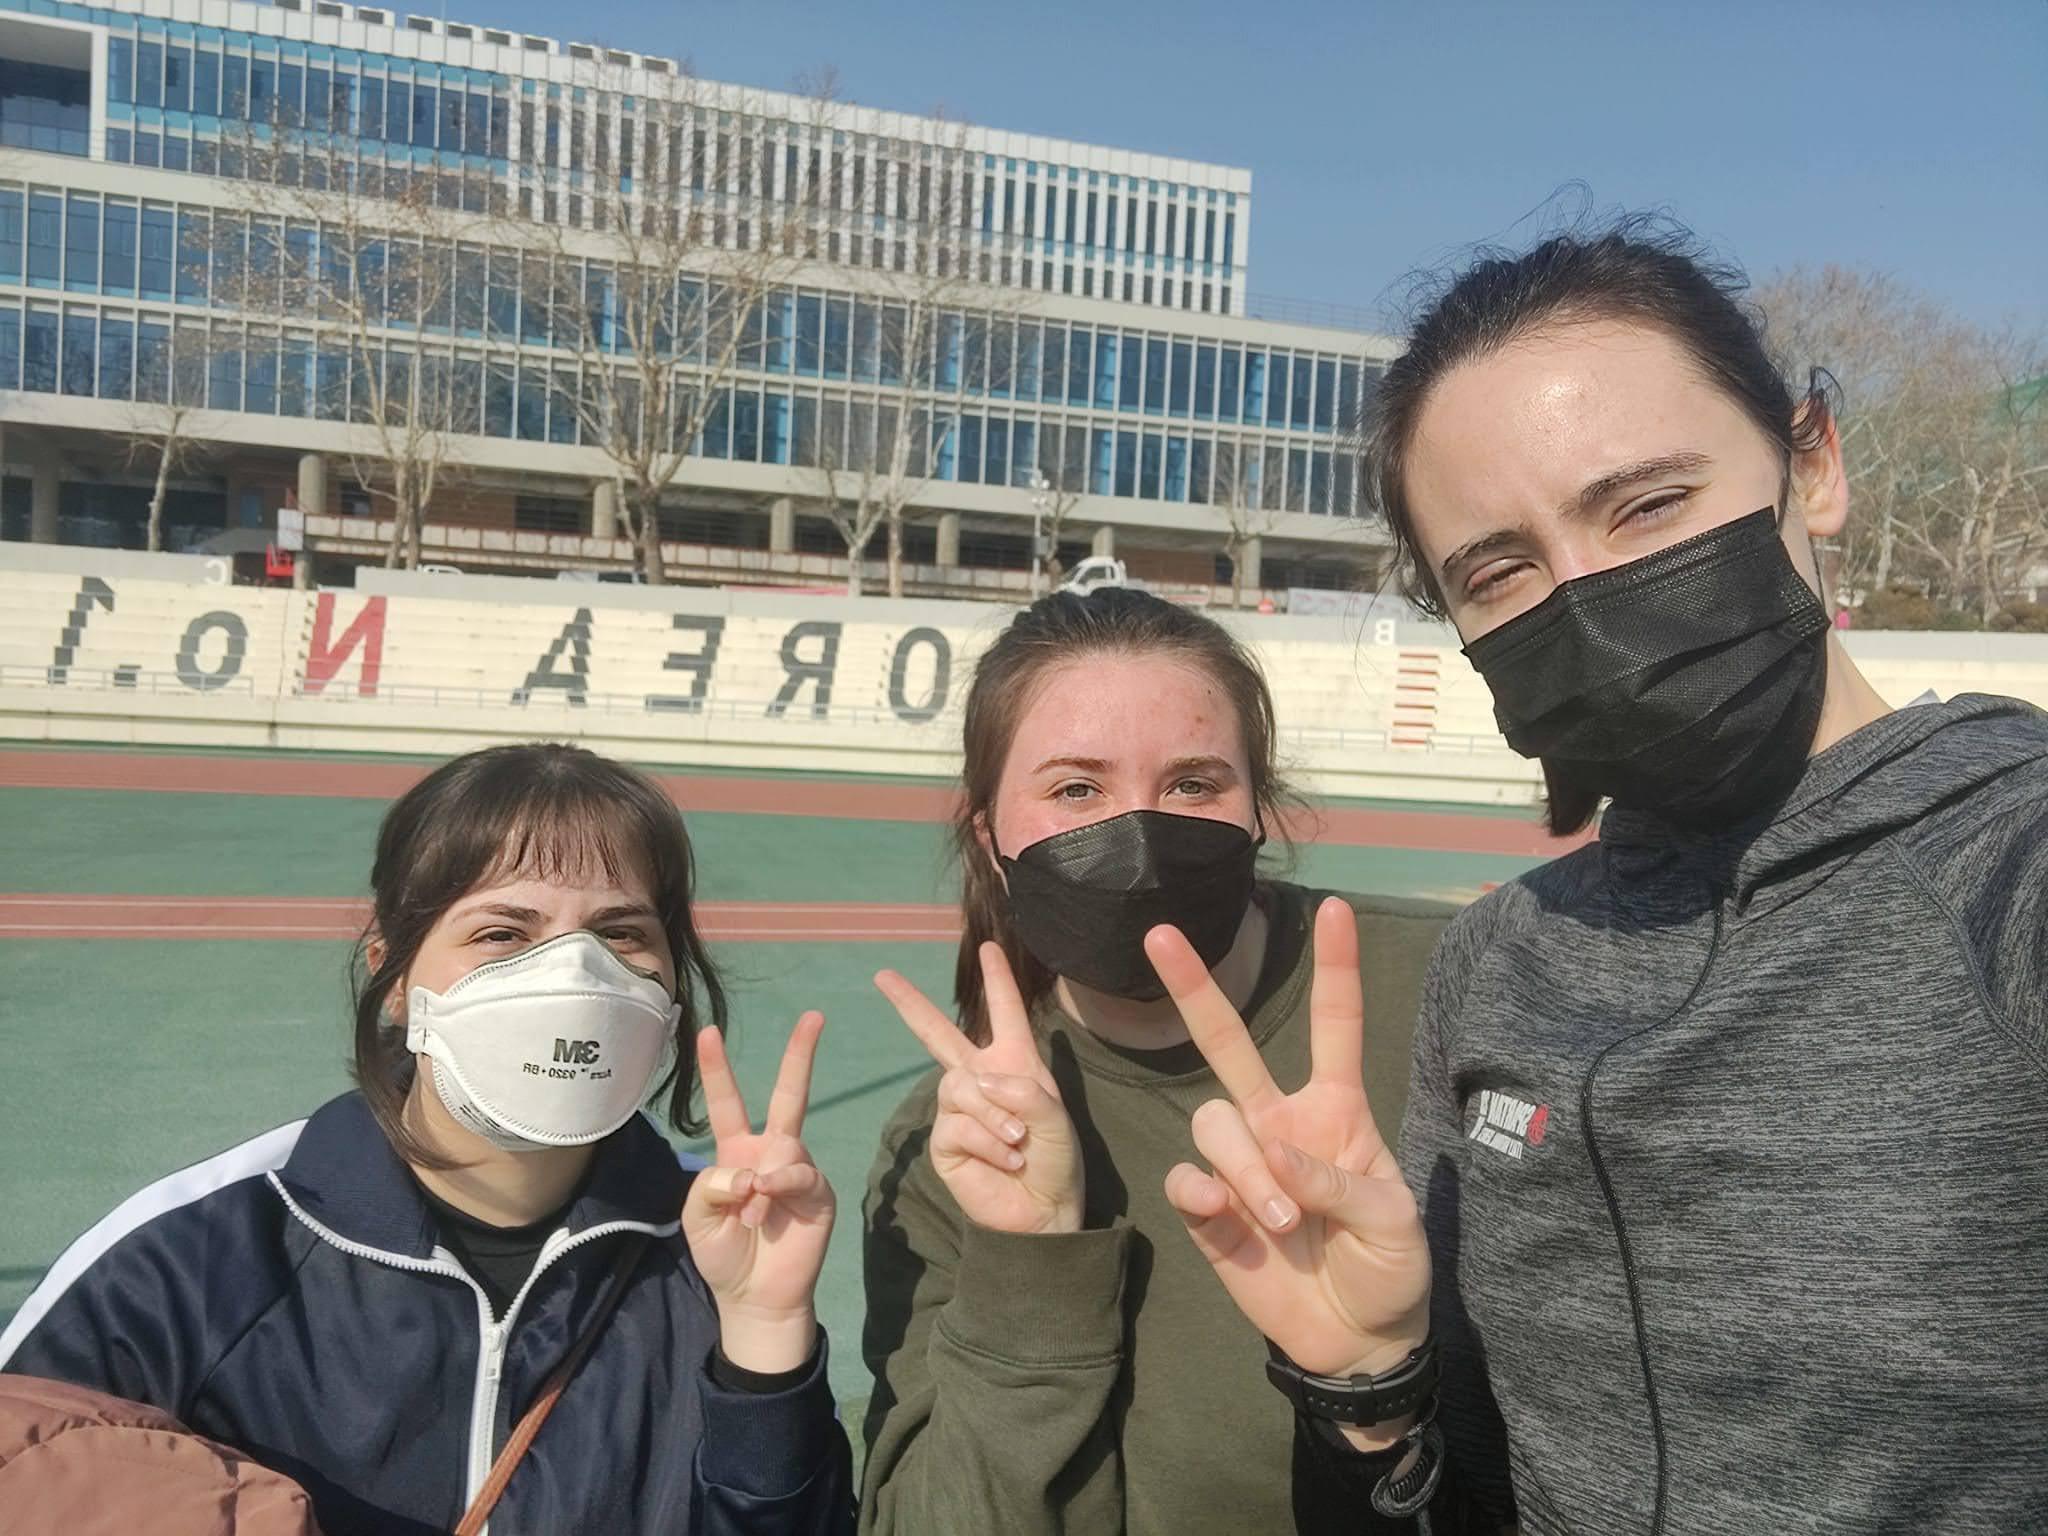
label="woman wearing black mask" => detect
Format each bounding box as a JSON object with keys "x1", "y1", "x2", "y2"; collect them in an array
[
  {"x1": 857, "y1": 590, "x2": 1453, "y2": 1534},
  {"x1": 1154, "y1": 221, "x2": 2048, "y2": 1532}
]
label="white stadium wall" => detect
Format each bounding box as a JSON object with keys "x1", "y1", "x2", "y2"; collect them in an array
[{"x1": 4, "y1": 545, "x2": 2046, "y2": 806}]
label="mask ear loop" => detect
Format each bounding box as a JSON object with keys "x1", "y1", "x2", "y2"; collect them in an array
[{"x1": 1768, "y1": 477, "x2": 1835, "y2": 614}]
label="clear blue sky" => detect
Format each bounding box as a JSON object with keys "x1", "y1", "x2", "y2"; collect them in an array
[{"x1": 471, "y1": 0, "x2": 2046, "y2": 333}]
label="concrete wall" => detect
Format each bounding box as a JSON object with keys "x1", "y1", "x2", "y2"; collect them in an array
[{"x1": 5, "y1": 546, "x2": 2046, "y2": 803}]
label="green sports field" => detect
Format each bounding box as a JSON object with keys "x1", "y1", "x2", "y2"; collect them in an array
[{"x1": 0, "y1": 743, "x2": 1561, "y2": 1422}]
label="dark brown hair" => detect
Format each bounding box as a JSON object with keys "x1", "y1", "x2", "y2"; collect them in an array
[
  {"x1": 351, "y1": 742, "x2": 727, "y2": 1164},
  {"x1": 950, "y1": 588, "x2": 1296, "y2": 1041},
  {"x1": 1360, "y1": 214, "x2": 1838, "y2": 833}
]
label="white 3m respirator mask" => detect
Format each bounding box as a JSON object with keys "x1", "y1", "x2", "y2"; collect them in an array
[{"x1": 405, "y1": 931, "x2": 681, "y2": 1153}]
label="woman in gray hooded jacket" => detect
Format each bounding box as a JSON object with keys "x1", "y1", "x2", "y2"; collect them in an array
[{"x1": 1149, "y1": 220, "x2": 2048, "y2": 1534}]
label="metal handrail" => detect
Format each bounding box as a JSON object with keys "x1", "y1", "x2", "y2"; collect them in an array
[
  {"x1": 286, "y1": 680, "x2": 958, "y2": 724},
  {"x1": 1243, "y1": 293, "x2": 1386, "y2": 336},
  {"x1": 0, "y1": 663, "x2": 260, "y2": 696}
]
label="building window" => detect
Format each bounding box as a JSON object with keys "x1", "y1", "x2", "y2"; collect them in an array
[
  {"x1": 515, "y1": 496, "x2": 585, "y2": 534},
  {"x1": 63, "y1": 194, "x2": 97, "y2": 293},
  {"x1": 0, "y1": 57, "x2": 91, "y2": 156},
  {"x1": 25, "y1": 191, "x2": 60, "y2": 287},
  {"x1": 1114, "y1": 430, "x2": 1137, "y2": 499},
  {"x1": 60, "y1": 308, "x2": 95, "y2": 396},
  {"x1": 22, "y1": 304, "x2": 56, "y2": 391}
]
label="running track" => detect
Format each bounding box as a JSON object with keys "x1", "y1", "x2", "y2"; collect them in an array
[
  {"x1": 0, "y1": 894, "x2": 962, "y2": 943},
  {"x1": 0, "y1": 750, "x2": 1586, "y2": 857},
  {"x1": 1, "y1": 748, "x2": 1578, "y2": 939}
]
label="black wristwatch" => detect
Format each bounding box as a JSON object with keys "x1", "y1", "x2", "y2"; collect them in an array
[{"x1": 1263, "y1": 1336, "x2": 1440, "y2": 1426}]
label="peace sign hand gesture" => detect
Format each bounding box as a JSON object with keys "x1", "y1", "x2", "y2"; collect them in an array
[
  {"x1": 681, "y1": 1012, "x2": 836, "y2": 1375},
  {"x1": 1155, "y1": 898, "x2": 1431, "y2": 1408},
  {"x1": 876, "y1": 943, "x2": 1084, "y2": 1236}
]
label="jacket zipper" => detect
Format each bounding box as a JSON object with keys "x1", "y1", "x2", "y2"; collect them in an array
[
  {"x1": 267, "y1": 1172, "x2": 673, "y2": 1533},
  {"x1": 462, "y1": 1221, "x2": 666, "y2": 1510},
  {"x1": 1577, "y1": 899, "x2": 1724, "y2": 1536}
]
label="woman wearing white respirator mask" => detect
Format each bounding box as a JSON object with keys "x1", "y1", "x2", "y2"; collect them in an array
[{"x1": 0, "y1": 743, "x2": 855, "y2": 1536}]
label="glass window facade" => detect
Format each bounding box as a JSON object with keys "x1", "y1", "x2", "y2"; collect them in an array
[
  {"x1": 0, "y1": 0, "x2": 1252, "y2": 314},
  {"x1": 0, "y1": 172, "x2": 1371, "y2": 513},
  {"x1": 0, "y1": 3, "x2": 1364, "y2": 525}
]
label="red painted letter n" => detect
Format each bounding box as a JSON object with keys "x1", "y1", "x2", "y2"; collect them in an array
[{"x1": 305, "y1": 594, "x2": 387, "y2": 697}]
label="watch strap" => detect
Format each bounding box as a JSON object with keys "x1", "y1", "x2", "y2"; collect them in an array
[{"x1": 1264, "y1": 1336, "x2": 1440, "y2": 1426}]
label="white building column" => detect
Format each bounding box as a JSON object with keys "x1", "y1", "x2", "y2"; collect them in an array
[
  {"x1": 592, "y1": 479, "x2": 619, "y2": 540},
  {"x1": 935, "y1": 511, "x2": 961, "y2": 567},
  {"x1": 28, "y1": 434, "x2": 60, "y2": 544},
  {"x1": 296, "y1": 453, "x2": 327, "y2": 518},
  {"x1": 1090, "y1": 525, "x2": 1116, "y2": 559},
  {"x1": 769, "y1": 497, "x2": 796, "y2": 554}
]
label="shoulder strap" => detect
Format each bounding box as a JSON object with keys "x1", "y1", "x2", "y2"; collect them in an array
[{"x1": 454, "y1": 1232, "x2": 652, "y2": 1536}]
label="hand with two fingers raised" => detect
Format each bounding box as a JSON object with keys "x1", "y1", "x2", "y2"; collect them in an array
[
  {"x1": 681, "y1": 1012, "x2": 836, "y2": 1375},
  {"x1": 876, "y1": 943, "x2": 1084, "y2": 1236},
  {"x1": 1153, "y1": 897, "x2": 1432, "y2": 1406}
]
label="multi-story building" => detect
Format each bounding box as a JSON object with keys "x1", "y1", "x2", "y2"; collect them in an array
[{"x1": 0, "y1": 0, "x2": 1396, "y2": 599}]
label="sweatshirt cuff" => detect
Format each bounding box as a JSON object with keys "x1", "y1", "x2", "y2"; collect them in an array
[
  {"x1": 939, "y1": 1223, "x2": 1131, "y2": 1364},
  {"x1": 697, "y1": 1329, "x2": 841, "y2": 1499}
]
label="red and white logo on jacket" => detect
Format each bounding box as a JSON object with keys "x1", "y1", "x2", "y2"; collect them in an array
[{"x1": 1467, "y1": 1089, "x2": 1550, "y2": 1160}]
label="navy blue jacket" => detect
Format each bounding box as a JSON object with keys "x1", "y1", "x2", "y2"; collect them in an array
[{"x1": 0, "y1": 1092, "x2": 854, "y2": 1535}]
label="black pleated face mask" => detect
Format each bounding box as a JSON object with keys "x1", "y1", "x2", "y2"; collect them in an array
[
  {"x1": 999, "y1": 809, "x2": 1262, "y2": 1002},
  {"x1": 1460, "y1": 509, "x2": 1833, "y2": 827}
]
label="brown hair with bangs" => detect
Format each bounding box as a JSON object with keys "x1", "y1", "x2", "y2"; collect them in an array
[{"x1": 352, "y1": 742, "x2": 727, "y2": 1165}]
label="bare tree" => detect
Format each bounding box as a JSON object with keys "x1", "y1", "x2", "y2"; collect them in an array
[
  {"x1": 126, "y1": 241, "x2": 216, "y2": 552},
  {"x1": 122, "y1": 401, "x2": 210, "y2": 553},
  {"x1": 1759, "y1": 267, "x2": 2048, "y2": 623},
  {"x1": 542, "y1": 67, "x2": 816, "y2": 583},
  {"x1": 218, "y1": 126, "x2": 483, "y2": 568},
  {"x1": 1211, "y1": 438, "x2": 1279, "y2": 608},
  {"x1": 1897, "y1": 337, "x2": 2048, "y2": 625},
  {"x1": 814, "y1": 119, "x2": 1026, "y2": 597},
  {"x1": 1028, "y1": 472, "x2": 1082, "y2": 593}
]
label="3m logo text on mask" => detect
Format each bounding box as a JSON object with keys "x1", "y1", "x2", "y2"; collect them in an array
[{"x1": 406, "y1": 930, "x2": 681, "y2": 1151}]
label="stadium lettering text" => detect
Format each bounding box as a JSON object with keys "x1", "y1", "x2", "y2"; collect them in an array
[{"x1": 41, "y1": 579, "x2": 960, "y2": 722}]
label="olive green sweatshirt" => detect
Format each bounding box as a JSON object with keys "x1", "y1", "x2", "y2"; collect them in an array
[{"x1": 859, "y1": 883, "x2": 1452, "y2": 1536}]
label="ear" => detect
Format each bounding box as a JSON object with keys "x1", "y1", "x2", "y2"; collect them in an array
[
  {"x1": 366, "y1": 930, "x2": 409, "y2": 1029},
  {"x1": 973, "y1": 810, "x2": 1007, "y2": 885},
  {"x1": 1790, "y1": 402, "x2": 1848, "y2": 542}
]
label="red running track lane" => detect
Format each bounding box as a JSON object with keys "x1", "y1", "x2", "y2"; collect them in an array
[
  {"x1": 0, "y1": 894, "x2": 963, "y2": 943},
  {"x1": 0, "y1": 750, "x2": 1590, "y2": 859}
]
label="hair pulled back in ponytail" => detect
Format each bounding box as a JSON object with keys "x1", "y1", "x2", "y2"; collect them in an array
[{"x1": 949, "y1": 588, "x2": 1296, "y2": 1041}]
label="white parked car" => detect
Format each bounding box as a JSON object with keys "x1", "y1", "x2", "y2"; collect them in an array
[{"x1": 1059, "y1": 556, "x2": 1129, "y2": 596}]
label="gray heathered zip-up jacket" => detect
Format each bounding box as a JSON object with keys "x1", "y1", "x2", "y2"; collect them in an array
[{"x1": 1400, "y1": 694, "x2": 2048, "y2": 1534}]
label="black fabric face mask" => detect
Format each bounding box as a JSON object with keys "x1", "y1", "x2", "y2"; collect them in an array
[
  {"x1": 999, "y1": 809, "x2": 1262, "y2": 1002},
  {"x1": 1460, "y1": 508, "x2": 1833, "y2": 828}
]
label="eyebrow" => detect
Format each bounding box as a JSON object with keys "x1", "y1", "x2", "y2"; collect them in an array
[
  {"x1": 1437, "y1": 452, "x2": 1715, "y2": 588},
  {"x1": 1161, "y1": 755, "x2": 1238, "y2": 779},
  {"x1": 585, "y1": 904, "x2": 659, "y2": 926},
  {"x1": 453, "y1": 902, "x2": 547, "y2": 926},
  {"x1": 450, "y1": 901, "x2": 658, "y2": 927},
  {"x1": 1562, "y1": 452, "x2": 1712, "y2": 520},
  {"x1": 1031, "y1": 754, "x2": 1114, "y2": 775}
]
